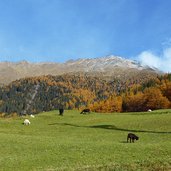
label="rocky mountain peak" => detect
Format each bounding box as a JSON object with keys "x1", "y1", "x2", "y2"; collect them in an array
[
  {"x1": 65, "y1": 55, "x2": 145, "y2": 71},
  {"x1": 0, "y1": 55, "x2": 161, "y2": 85}
]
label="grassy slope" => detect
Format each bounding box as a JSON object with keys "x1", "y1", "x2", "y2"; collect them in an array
[{"x1": 0, "y1": 110, "x2": 171, "y2": 171}]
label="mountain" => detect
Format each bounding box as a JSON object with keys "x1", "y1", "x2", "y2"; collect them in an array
[{"x1": 0, "y1": 55, "x2": 161, "y2": 85}]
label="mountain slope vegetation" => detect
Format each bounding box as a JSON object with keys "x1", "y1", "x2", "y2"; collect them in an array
[{"x1": 0, "y1": 73, "x2": 171, "y2": 115}]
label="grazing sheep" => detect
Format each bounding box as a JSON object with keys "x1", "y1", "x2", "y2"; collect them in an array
[
  {"x1": 148, "y1": 109, "x2": 152, "y2": 112},
  {"x1": 127, "y1": 133, "x2": 139, "y2": 143},
  {"x1": 59, "y1": 108, "x2": 64, "y2": 116},
  {"x1": 30, "y1": 114, "x2": 35, "y2": 118},
  {"x1": 24, "y1": 119, "x2": 30, "y2": 125},
  {"x1": 80, "y1": 108, "x2": 91, "y2": 114}
]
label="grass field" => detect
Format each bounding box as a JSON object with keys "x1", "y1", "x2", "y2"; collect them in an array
[{"x1": 0, "y1": 110, "x2": 171, "y2": 171}]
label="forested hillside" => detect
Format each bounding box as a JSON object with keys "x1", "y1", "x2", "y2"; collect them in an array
[{"x1": 0, "y1": 73, "x2": 171, "y2": 115}]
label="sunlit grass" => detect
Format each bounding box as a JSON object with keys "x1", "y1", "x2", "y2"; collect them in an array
[{"x1": 0, "y1": 110, "x2": 171, "y2": 170}]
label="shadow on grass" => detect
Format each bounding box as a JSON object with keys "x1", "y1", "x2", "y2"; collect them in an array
[
  {"x1": 89, "y1": 124, "x2": 171, "y2": 134},
  {"x1": 49, "y1": 123, "x2": 171, "y2": 134}
]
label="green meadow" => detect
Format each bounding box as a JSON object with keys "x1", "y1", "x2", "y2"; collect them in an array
[{"x1": 0, "y1": 110, "x2": 171, "y2": 171}]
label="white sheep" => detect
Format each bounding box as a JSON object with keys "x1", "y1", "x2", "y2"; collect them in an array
[
  {"x1": 30, "y1": 114, "x2": 35, "y2": 118},
  {"x1": 24, "y1": 119, "x2": 31, "y2": 125},
  {"x1": 148, "y1": 109, "x2": 152, "y2": 112}
]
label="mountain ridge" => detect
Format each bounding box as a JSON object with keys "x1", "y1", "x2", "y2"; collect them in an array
[{"x1": 0, "y1": 55, "x2": 161, "y2": 85}]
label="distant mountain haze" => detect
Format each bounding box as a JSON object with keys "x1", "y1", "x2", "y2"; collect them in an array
[{"x1": 0, "y1": 55, "x2": 161, "y2": 85}]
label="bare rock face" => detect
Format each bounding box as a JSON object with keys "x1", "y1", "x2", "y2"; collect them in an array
[{"x1": 0, "y1": 55, "x2": 161, "y2": 85}]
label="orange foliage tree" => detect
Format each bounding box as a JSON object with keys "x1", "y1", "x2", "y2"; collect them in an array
[
  {"x1": 160, "y1": 80, "x2": 171, "y2": 101},
  {"x1": 143, "y1": 87, "x2": 170, "y2": 110},
  {"x1": 90, "y1": 95, "x2": 122, "y2": 113},
  {"x1": 122, "y1": 92, "x2": 145, "y2": 112},
  {"x1": 123, "y1": 87, "x2": 170, "y2": 112}
]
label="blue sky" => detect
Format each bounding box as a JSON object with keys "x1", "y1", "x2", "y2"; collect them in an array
[{"x1": 0, "y1": 0, "x2": 171, "y2": 71}]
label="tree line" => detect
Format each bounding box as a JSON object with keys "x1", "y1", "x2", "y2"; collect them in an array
[{"x1": 0, "y1": 73, "x2": 171, "y2": 115}]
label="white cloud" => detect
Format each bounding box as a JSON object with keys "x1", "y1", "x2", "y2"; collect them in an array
[
  {"x1": 163, "y1": 48, "x2": 171, "y2": 59},
  {"x1": 137, "y1": 47, "x2": 171, "y2": 72}
]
